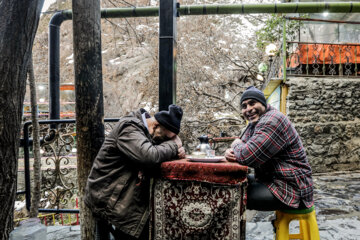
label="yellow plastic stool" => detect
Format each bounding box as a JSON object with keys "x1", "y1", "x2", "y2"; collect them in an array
[{"x1": 273, "y1": 206, "x2": 320, "y2": 240}]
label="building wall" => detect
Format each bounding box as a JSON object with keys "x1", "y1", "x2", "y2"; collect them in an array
[{"x1": 287, "y1": 77, "x2": 360, "y2": 173}]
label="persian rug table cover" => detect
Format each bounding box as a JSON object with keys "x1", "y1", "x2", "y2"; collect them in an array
[{"x1": 152, "y1": 159, "x2": 248, "y2": 240}]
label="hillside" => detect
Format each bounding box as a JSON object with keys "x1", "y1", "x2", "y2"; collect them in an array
[{"x1": 31, "y1": 0, "x2": 267, "y2": 149}]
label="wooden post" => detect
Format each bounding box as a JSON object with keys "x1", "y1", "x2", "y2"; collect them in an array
[
  {"x1": 72, "y1": 0, "x2": 104, "y2": 239},
  {"x1": 280, "y1": 84, "x2": 288, "y2": 115}
]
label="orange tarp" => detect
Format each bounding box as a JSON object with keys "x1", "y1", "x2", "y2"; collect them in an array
[
  {"x1": 60, "y1": 84, "x2": 75, "y2": 91},
  {"x1": 289, "y1": 44, "x2": 360, "y2": 67}
]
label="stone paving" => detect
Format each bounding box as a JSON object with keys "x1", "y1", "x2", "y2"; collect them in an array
[
  {"x1": 47, "y1": 225, "x2": 81, "y2": 240},
  {"x1": 246, "y1": 170, "x2": 360, "y2": 240},
  {"x1": 46, "y1": 170, "x2": 360, "y2": 240}
]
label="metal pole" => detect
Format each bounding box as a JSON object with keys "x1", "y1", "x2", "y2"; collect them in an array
[
  {"x1": 283, "y1": 18, "x2": 287, "y2": 83},
  {"x1": 98, "y1": 2, "x2": 360, "y2": 17},
  {"x1": 23, "y1": 122, "x2": 32, "y2": 211},
  {"x1": 49, "y1": 12, "x2": 69, "y2": 121},
  {"x1": 58, "y1": 2, "x2": 360, "y2": 19},
  {"x1": 159, "y1": 0, "x2": 177, "y2": 111},
  {"x1": 286, "y1": 16, "x2": 360, "y2": 25}
]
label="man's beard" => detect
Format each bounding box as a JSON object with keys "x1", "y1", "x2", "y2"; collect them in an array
[
  {"x1": 245, "y1": 109, "x2": 260, "y2": 123},
  {"x1": 152, "y1": 134, "x2": 172, "y2": 144},
  {"x1": 151, "y1": 126, "x2": 171, "y2": 143}
]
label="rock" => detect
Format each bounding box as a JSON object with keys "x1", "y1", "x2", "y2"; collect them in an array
[
  {"x1": 344, "y1": 99, "x2": 352, "y2": 105},
  {"x1": 328, "y1": 142, "x2": 341, "y2": 156},
  {"x1": 309, "y1": 144, "x2": 328, "y2": 156},
  {"x1": 313, "y1": 125, "x2": 322, "y2": 134}
]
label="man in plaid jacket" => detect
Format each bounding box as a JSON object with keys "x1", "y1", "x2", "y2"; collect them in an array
[{"x1": 225, "y1": 86, "x2": 313, "y2": 210}]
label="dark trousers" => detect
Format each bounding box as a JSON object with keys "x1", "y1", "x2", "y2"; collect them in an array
[
  {"x1": 95, "y1": 218, "x2": 149, "y2": 240},
  {"x1": 246, "y1": 175, "x2": 306, "y2": 211}
]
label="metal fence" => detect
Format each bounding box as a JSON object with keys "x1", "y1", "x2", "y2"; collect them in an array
[
  {"x1": 286, "y1": 41, "x2": 359, "y2": 77},
  {"x1": 17, "y1": 118, "x2": 119, "y2": 214}
]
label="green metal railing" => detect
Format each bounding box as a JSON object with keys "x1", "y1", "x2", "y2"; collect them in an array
[{"x1": 58, "y1": 2, "x2": 360, "y2": 20}]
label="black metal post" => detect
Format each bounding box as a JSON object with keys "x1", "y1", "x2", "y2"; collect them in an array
[
  {"x1": 159, "y1": 0, "x2": 178, "y2": 111},
  {"x1": 23, "y1": 121, "x2": 32, "y2": 211},
  {"x1": 49, "y1": 13, "x2": 69, "y2": 121}
]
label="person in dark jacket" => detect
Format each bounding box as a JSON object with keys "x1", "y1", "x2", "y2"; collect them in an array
[
  {"x1": 225, "y1": 86, "x2": 313, "y2": 211},
  {"x1": 85, "y1": 104, "x2": 185, "y2": 239}
]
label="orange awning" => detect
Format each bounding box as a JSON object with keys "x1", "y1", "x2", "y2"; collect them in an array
[{"x1": 289, "y1": 44, "x2": 360, "y2": 67}]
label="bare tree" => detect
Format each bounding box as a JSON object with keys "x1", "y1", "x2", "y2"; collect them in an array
[
  {"x1": 31, "y1": 0, "x2": 269, "y2": 156},
  {"x1": 174, "y1": 11, "x2": 266, "y2": 149},
  {"x1": 0, "y1": 0, "x2": 44, "y2": 239},
  {"x1": 28, "y1": 54, "x2": 42, "y2": 218},
  {"x1": 98, "y1": 0, "x2": 268, "y2": 150}
]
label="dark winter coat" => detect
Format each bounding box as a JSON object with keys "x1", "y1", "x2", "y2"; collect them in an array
[{"x1": 84, "y1": 109, "x2": 178, "y2": 238}]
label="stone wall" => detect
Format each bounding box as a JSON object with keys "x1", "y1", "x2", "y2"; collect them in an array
[{"x1": 287, "y1": 77, "x2": 360, "y2": 173}]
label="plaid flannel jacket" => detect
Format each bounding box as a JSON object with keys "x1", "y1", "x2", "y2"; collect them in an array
[{"x1": 233, "y1": 105, "x2": 314, "y2": 208}]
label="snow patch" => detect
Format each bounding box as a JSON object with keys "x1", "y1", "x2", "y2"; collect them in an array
[
  {"x1": 141, "y1": 102, "x2": 153, "y2": 112},
  {"x1": 203, "y1": 66, "x2": 211, "y2": 70},
  {"x1": 42, "y1": 0, "x2": 56, "y2": 13},
  {"x1": 109, "y1": 57, "x2": 121, "y2": 65},
  {"x1": 14, "y1": 201, "x2": 26, "y2": 211},
  {"x1": 214, "y1": 112, "x2": 238, "y2": 119}
]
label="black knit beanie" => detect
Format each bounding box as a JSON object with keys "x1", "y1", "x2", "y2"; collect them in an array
[
  {"x1": 154, "y1": 104, "x2": 183, "y2": 134},
  {"x1": 240, "y1": 86, "x2": 267, "y2": 109}
]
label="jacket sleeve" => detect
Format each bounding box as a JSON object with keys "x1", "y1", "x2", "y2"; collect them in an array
[
  {"x1": 233, "y1": 112, "x2": 288, "y2": 168},
  {"x1": 115, "y1": 122, "x2": 178, "y2": 170}
]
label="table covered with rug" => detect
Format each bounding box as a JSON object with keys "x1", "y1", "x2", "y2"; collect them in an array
[{"x1": 151, "y1": 159, "x2": 248, "y2": 240}]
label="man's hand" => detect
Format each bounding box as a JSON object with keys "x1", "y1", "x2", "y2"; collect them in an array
[
  {"x1": 231, "y1": 138, "x2": 243, "y2": 149},
  {"x1": 172, "y1": 135, "x2": 185, "y2": 158},
  {"x1": 172, "y1": 135, "x2": 182, "y2": 148},
  {"x1": 177, "y1": 146, "x2": 186, "y2": 159},
  {"x1": 225, "y1": 148, "x2": 236, "y2": 162}
]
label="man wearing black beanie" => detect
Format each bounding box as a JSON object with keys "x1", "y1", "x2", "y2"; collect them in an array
[
  {"x1": 240, "y1": 86, "x2": 267, "y2": 110},
  {"x1": 85, "y1": 104, "x2": 185, "y2": 239},
  {"x1": 225, "y1": 86, "x2": 314, "y2": 212}
]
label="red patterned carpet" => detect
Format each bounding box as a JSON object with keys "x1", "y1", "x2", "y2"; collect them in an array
[{"x1": 152, "y1": 159, "x2": 248, "y2": 240}]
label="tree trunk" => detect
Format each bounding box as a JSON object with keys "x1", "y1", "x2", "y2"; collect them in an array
[
  {"x1": 0, "y1": 0, "x2": 44, "y2": 239},
  {"x1": 28, "y1": 54, "x2": 42, "y2": 218},
  {"x1": 72, "y1": 0, "x2": 104, "y2": 239}
]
